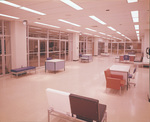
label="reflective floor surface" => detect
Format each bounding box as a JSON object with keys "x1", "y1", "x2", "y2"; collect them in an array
[{"x1": 0, "y1": 56, "x2": 149, "y2": 122}]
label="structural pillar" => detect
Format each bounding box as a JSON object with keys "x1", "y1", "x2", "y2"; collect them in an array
[
  {"x1": 72, "y1": 33, "x2": 79, "y2": 61},
  {"x1": 94, "y1": 37, "x2": 99, "y2": 56},
  {"x1": 11, "y1": 21, "x2": 27, "y2": 69}
]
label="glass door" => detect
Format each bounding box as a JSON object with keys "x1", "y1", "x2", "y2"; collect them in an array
[
  {"x1": 40, "y1": 40, "x2": 47, "y2": 66},
  {"x1": 60, "y1": 41, "x2": 66, "y2": 60},
  {"x1": 28, "y1": 39, "x2": 38, "y2": 67}
]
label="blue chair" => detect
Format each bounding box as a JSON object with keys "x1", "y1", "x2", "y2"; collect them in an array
[
  {"x1": 123, "y1": 55, "x2": 130, "y2": 61},
  {"x1": 47, "y1": 57, "x2": 52, "y2": 60},
  {"x1": 128, "y1": 67, "x2": 137, "y2": 87}
]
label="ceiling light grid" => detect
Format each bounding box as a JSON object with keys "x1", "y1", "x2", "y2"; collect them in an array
[{"x1": 0, "y1": 0, "x2": 46, "y2": 15}]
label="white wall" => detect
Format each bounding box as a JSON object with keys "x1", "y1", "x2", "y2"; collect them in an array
[
  {"x1": 72, "y1": 33, "x2": 79, "y2": 61},
  {"x1": 11, "y1": 21, "x2": 27, "y2": 68},
  {"x1": 142, "y1": 29, "x2": 150, "y2": 57}
]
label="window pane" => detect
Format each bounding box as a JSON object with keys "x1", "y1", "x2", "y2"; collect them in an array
[
  {"x1": 4, "y1": 21, "x2": 10, "y2": 35},
  {"x1": 40, "y1": 53, "x2": 47, "y2": 66},
  {"x1": 29, "y1": 54, "x2": 38, "y2": 67},
  {"x1": 0, "y1": 38, "x2": 1, "y2": 55},
  {"x1": 5, "y1": 56, "x2": 11, "y2": 74},
  {"x1": 4, "y1": 37, "x2": 11, "y2": 55},
  {"x1": 112, "y1": 43, "x2": 117, "y2": 54},
  {"x1": 0, "y1": 20, "x2": 2, "y2": 34},
  {"x1": 40, "y1": 40, "x2": 47, "y2": 52},
  {"x1": 0, "y1": 56, "x2": 2, "y2": 75},
  {"x1": 29, "y1": 40, "x2": 38, "y2": 53}
]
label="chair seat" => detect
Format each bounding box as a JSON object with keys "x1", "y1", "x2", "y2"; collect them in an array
[
  {"x1": 120, "y1": 80, "x2": 125, "y2": 86},
  {"x1": 128, "y1": 74, "x2": 133, "y2": 78},
  {"x1": 98, "y1": 103, "x2": 107, "y2": 122}
]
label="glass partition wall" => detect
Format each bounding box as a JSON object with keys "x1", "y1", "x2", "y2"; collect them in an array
[
  {"x1": 27, "y1": 26, "x2": 71, "y2": 67},
  {"x1": 107, "y1": 41, "x2": 141, "y2": 56},
  {"x1": 79, "y1": 35, "x2": 94, "y2": 55},
  {"x1": 0, "y1": 20, "x2": 11, "y2": 76}
]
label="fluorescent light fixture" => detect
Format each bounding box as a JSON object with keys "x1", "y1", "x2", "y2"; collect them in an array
[
  {"x1": 66, "y1": 29, "x2": 80, "y2": 33},
  {"x1": 29, "y1": 26, "x2": 41, "y2": 30},
  {"x1": 137, "y1": 33, "x2": 139, "y2": 36},
  {"x1": 60, "y1": 0, "x2": 83, "y2": 10},
  {"x1": 136, "y1": 31, "x2": 139, "y2": 34},
  {"x1": 0, "y1": 0, "x2": 20, "y2": 7},
  {"x1": 94, "y1": 35, "x2": 100, "y2": 37},
  {"x1": 131, "y1": 11, "x2": 139, "y2": 22},
  {"x1": 107, "y1": 34, "x2": 112, "y2": 37},
  {"x1": 134, "y1": 25, "x2": 139, "y2": 30},
  {"x1": 121, "y1": 34, "x2": 125, "y2": 37},
  {"x1": 99, "y1": 32, "x2": 106, "y2": 35},
  {"x1": 107, "y1": 26, "x2": 116, "y2": 31},
  {"x1": 116, "y1": 31, "x2": 121, "y2": 34},
  {"x1": 131, "y1": 11, "x2": 139, "y2": 17},
  {"x1": 85, "y1": 28, "x2": 97, "y2": 32},
  {"x1": 137, "y1": 36, "x2": 140, "y2": 40},
  {"x1": 20, "y1": 7, "x2": 46, "y2": 15},
  {"x1": 58, "y1": 19, "x2": 80, "y2": 27},
  {"x1": 132, "y1": 18, "x2": 139, "y2": 22},
  {"x1": 34, "y1": 22, "x2": 60, "y2": 28},
  {"x1": 83, "y1": 33, "x2": 92, "y2": 35},
  {"x1": 89, "y1": 16, "x2": 106, "y2": 25},
  {"x1": 127, "y1": 0, "x2": 138, "y2": 3},
  {"x1": 0, "y1": 13, "x2": 19, "y2": 19}
]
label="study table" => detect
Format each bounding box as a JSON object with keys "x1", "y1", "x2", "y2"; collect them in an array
[
  {"x1": 110, "y1": 65, "x2": 130, "y2": 90},
  {"x1": 45, "y1": 59, "x2": 65, "y2": 73}
]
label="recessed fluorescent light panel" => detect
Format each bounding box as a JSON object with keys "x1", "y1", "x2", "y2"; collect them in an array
[
  {"x1": 136, "y1": 31, "x2": 139, "y2": 34},
  {"x1": 134, "y1": 25, "x2": 139, "y2": 30},
  {"x1": 58, "y1": 19, "x2": 80, "y2": 27},
  {"x1": 85, "y1": 28, "x2": 97, "y2": 32},
  {"x1": 84, "y1": 33, "x2": 92, "y2": 35},
  {"x1": 127, "y1": 0, "x2": 138, "y2": 3},
  {"x1": 0, "y1": 1, "x2": 46, "y2": 15},
  {"x1": 34, "y1": 22, "x2": 60, "y2": 28},
  {"x1": 99, "y1": 32, "x2": 106, "y2": 35},
  {"x1": 116, "y1": 31, "x2": 121, "y2": 34},
  {"x1": 107, "y1": 26, "x2": 116, "y2": 31},
  {"x1": 131, "y1": 11, "x2": 139, "y2": 22},
  {"x1": 66, "y1": 29, "x2": 80, "y2": 33},
  {"x1": 20, "y1": 7, "x2": 46, "y2": 15},
  {"x1": 89, "y1": 16, "x2": 106, "y2": 25},
  {"x1": 60, "y1": 0, "x2": 83, "y2": 10},
  {"x1": 0, "y1": 0, "x2": 20, "y2": 7},
  {"x1": 0, "y1": 13, "x2": 19, "y2": 19},
  {"x1": 94, "y1": 35, "x2": 100, "y2": 37}
]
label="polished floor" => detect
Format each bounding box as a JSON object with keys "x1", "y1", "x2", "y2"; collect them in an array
[{"x1": 0, "y1": 56, "x2": 150, "y2": 122}]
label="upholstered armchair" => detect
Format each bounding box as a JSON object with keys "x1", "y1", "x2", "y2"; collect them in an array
[{"x1": 104, "y1": 69, "x2": 125, "y2": 90}]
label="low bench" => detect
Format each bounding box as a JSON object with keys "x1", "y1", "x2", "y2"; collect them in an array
[
  {"x1": 11, "y1": 66, "x2": 36, "y2": 77},
  {"x1": 46, "y1": 88, "x2": 107, "y2": 122}
]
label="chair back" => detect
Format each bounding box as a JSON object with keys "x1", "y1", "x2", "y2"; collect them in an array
[
  {"x1": 47, "y1": 57, "x2": 52, "y2": 60},
  {"x1": 104, "y1": 69, "x2": 111, "y2": 77},
  {"x1": 133, "y1": 67, "x2": 137, "y2": 74},
  {"x1": 46, "y1": 88, "x2": 71, "y2": 116},
  {"x1": 132, "y1": 67, "x2": 137, "y2": 79},
  {"x1": 69, "y1": 94, "x2": 99, "y2": 121},
  {"x1": 124, "y1": 55, "x2": 129, "y2": 60}
]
